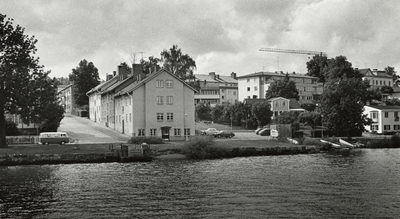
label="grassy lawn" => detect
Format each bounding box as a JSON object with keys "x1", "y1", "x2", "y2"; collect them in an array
[{"x1": 0, "y1": 139, "x2": 298, "y2": 156}]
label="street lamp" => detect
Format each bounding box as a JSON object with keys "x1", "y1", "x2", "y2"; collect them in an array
[{"x1": 185, "y1": 114, "x2": 188, "y2": 141}]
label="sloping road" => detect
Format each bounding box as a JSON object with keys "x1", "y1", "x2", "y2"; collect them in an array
[{"x1": 58, "y1": 114, "x2": 131, "y2": 144}]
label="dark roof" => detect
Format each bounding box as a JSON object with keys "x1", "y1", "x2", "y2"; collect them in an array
[
  {"x1": 237, "y1": 71, "x2": 316, "y2": 79},
  {"x1": 86, "y1": 76, "x2": 118, "y2": 95},
  {"x1": 366, "y1": 105, "x2": 400, "y2": 110}
]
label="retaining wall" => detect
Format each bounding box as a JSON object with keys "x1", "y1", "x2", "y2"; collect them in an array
[{"x1": 230, "y1": 145, "x2": 320, "y2": 157}]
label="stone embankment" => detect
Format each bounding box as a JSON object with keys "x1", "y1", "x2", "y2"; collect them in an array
[
  {"x1": 0, "y1": 145, "x2": 152, "y2": 166},
  {"x1": 230, "y1": 145, "x2": 320, "y2": 157}
]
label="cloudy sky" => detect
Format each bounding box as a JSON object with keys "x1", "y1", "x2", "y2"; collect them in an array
[{"x1": 2, "y1": 0, "x2": 400, "y2": 79}]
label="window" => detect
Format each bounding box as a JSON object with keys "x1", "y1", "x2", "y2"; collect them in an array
[
  {"x1": 166, "y1": 79, "x2": 173, "y2": 88},
  {"x1": 130, "y1": 113, "x2": 132, "y2": 122},
  {"x1": 228, "y1": 91, "x2": 232, "y2": 95},
  {"x1": 221, "y1": 89, "x2": 225, "y2": 93},
  {"x1": 247, "y1": 79, "x2": 250, "y2": 82},
  {"x1": 385, "y1": 112, "x2": 389, "y2": 118},
  {"x1": 384, "y1": 125, "x2": 391, "y2": 131},
  {"x1": 157, "y1": 96, "x2": 163, "y2": 105},
  {"x1": 157, "y1": 113, "x2": 164, "y2": 121},
  {"x1": 150, "y1": 129, "x2": 157, "y2": 136},
  {"x1": 247, "y1": 87, "x2": 250, "y2": 91},
  {"x1": 174, "y1": 128, "x2": 181, "y2": 136},
  {"x1": 233, "y1": 91, "x2": 236, "y2": 95},
  {"x1": 395, "y1": 125, "x2": 400, "y2": 130},
  {"x1": 254, "y1": 86, "x2": 258, "y2": 91},
  {"x1": 222, "y1": 96, "x2": 224, "y2": 100},
  {"x1": 167, "y1": 113, "x2": 173, "y2": 121},
  {"x1": 282, "y1": 101, "x2": 286, "y2": 106},
  {"x1": 167, "y1": 96, "x2": 174, "y2": 105},
  {"x1": 138, "y1": 129, "x2": 145, "y2": 136},
  {"x1": 156, "y1": 80, "x2": 164, "y2": 88},
  {"x1": 184, "y1": 128, "x2": 191, "y2": 136}
]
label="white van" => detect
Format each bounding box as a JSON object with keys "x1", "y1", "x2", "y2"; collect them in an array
[{"x1": 39, "y1": 132, "x2": 70, "y2": 145}]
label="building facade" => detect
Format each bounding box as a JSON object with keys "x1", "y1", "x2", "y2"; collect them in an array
[
  {"x1": 57, "y1": 84, "x2": 74, "y2": 114},
  {"x1": 360, "y1": 68, "x2": 393, "y2": 89},
  {"x1": 237, "y1": 72, "x2": 320, "y2": 104},
  {"x1": 364, "y1": 105, "x2": 400, "y2": 134},
  {"x1": 193, "y1": 72, "x2": 238, "y2": 106}
]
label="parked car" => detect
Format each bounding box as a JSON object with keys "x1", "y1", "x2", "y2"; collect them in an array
[
  {"x1": 259, "y1": 128, "x2": 271, "y2": 136},
  {"x1": 213, "y1": 130, "x2": 235, "y2": 138},
  {"x1": 255, "y1": 127, "x2": 263, "y2": 134},
  {"x1": 201, "y1": 128, "x2": 220, "y2": 136}
]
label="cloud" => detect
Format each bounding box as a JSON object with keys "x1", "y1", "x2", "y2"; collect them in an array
[{"x1": 1, "y1": 0, "x2": 400, "y2": 78}]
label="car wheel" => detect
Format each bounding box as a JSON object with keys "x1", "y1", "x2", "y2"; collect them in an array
[
  {"x1": 217, "y1": 135, "x2": 221, "y2": 138},
  {"x1": 60, "y1": 141, "x2": 65, "y2": 145},
  {"x1": 229, "y1": 135, "x2": 233, "y2": 138},
  {"x1": 44, "y1": 142, "x2": 49, "y2": 145}
]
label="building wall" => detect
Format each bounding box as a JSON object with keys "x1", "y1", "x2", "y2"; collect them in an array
[
  {"x1": 238, "y1": 77, "x2": 261, "y2": 100},
  {"x1": 364, "y1": 106, "x2": 400, "y2": 134}
]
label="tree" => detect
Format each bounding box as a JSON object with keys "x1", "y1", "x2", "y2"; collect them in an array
[
  {"x1": 300, "y1": 103, "x2": 316, "y2": 112},
  {"x1": 251, "y1": 101, "x2": 273, "y2": 127},
  {"x1": 265, "y1": 73, "x2": 299, "y2": 100},
  {"x1": 0, "y1": 14, "x2": 41, "y2": 147},
  {"x1": 28, "y1": 70, "x2": 64, "y2": 132},
  {"x1": 69, "y1": 59, "x2": 100, "y2": 108},
  {"x1": 141, "y1": 56, "x2": 160, "y2": 74},
  {"x1": 320, "y1": 78, "x2": 370, "y2": 139},
  {"x1": 298, "y1": 111, "x2": 321, "y2": 129},
  {"x1": 306, "y1": 54, "x2": 328, "y2": 83},
  {"x1": 323, "y1": 56, "x2": 362, "y2": 81},
  {"x1": 384, "y1": 66, "x2": 398, "y2": 84},
  {"x1": 211, "y1": 104, "x2": 224, "y2": 123},
  {"x1": 195, "y1": 102, "x2": 212, "y2": 121},
  {"x1": 160, "y1": 45, "x2": 196, "y2": 79},
  {"x1": 5, "y1": 120, "x2": 19, "y2": 136}
]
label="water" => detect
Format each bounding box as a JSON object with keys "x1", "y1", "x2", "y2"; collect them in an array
[{"x1": 1, "y1": 149, "x2": 400, "y2": 218}]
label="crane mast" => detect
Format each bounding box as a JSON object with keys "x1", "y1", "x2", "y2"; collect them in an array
[{"x1": 259, "y1": 48, "x2": 326, "y2": 56}]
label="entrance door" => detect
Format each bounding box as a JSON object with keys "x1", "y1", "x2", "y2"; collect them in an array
[
  {"x1": 122, "y1": 120, "x2": 124, "y2": 134},
  {"x1": 161, "y1": 126, "x2": 171, "y2": 140}
]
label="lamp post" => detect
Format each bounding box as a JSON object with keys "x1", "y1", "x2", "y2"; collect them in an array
[{"x1": 185, "y1": 114, "x2": 188, "y2": 141}]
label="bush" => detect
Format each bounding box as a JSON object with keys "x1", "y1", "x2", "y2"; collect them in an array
[
  {"x1": 5, "y1": 120, "x2": 19, "y2": 136},
  {"x1": 302, "y1": 138, "x2": 325, "y2": 146},
  {"x1": 128, "y1": 136, "x2": 164, "y2": 144},
  {"x1": 367, "y1": 135, "x2": 400, "y2": 148},
  {"x1": 181, "y1": 136, "x2": 232, "y2": 159}
]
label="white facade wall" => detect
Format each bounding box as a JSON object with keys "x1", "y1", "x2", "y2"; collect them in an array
[{"x1": 364, "y1": 106, "x2": 400, "y2": 134}]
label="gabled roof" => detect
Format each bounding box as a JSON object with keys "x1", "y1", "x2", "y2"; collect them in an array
[
  {"x1": 218, "y1": 75, "x2": 237, "y2": 83},
  {"x1": 117, "y1": 68, "x2": 197, "y2": 96},
  {"x1": 86, "y1": 76, "x2": 118, "y2": 95},
  {"x1": 360, "y1": 68, "x2": 392, "y2": 78},
  {"x1": 194, "y1": 74, "x2": 220, "y2": 83},
  {"x1": 58, "y1": 84, "x2": 73, "y2": 93},
  {"x1": 366, "y1": 105, "x2": 400, "y2": 110},
  {"x1": 101, "y1": 75, "x2": 133, "y2": 95},
  {"x1": 237, "y1": 71, "x2": 316, "y2": 79}
]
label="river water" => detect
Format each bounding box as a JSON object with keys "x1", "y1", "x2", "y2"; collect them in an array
[{"x1": 1, "y1": 149, "x2": 400, "y2": 218}]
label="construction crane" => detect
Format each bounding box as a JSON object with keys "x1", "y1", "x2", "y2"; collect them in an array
[
  {"x1": 259, "y1": 48, "x2": 327, "y2": 72},
  {"x1": 259, "y1": 48, "x2": 327, "y2": 56}
]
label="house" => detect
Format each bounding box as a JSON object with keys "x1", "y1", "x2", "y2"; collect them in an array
[
  {"x1": 192, "y1": 72, "x2": 238, "y2": 106},
  {"x1": 57, "y1": 84, "x2": 74, "y2": 113},
  {"x1": 237, "y1": 71, "x2": 320, "y2": 104},
  {"x1": 363, "y1": 105, "x2": 400, "y2": 134},
  {"x1": 114, "y1": 68, "x2": 196, "y2": 140},
  {"x1": 360, "y1": 68, "x2": 393, "y2": 89},
  {"x1": 244, "y1": 97, "x2": 304, "y2": 119}
]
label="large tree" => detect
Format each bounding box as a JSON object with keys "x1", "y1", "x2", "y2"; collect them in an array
[
  {"x1": 320, "y1": 77, "x2": 370, "y2": 139},
  {"x1": 251, "y1": 101, "x2": 273, "y2": 127},
  {"x1": 141, "y1": 56, "x2": 160, "y2": 74},
  {"x1": 306, "y1": 54, "x2": 328, "y2": 83},
  {"x1": 0, "y1": 14, "x2": 41, "y2": 147},
  {"x1": 384, "y1": 66, "x2": 398, "y2": 84},
  {"x1": 265, "y1": 73, "x2": 299, "y2": 100},
  {"x1": 69, "y1": 59, "x2": 100, "y2": 108},
  {"x1": 160, "y1": 45, "x2": 196, "y2": 79}
]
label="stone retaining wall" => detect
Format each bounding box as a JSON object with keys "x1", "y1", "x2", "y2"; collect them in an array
[{"x1": 230, "y1": 145, "x2": 320, "y2": 157}]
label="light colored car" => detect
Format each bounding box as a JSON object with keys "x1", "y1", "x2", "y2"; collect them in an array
[{"x1": 201, "y1": 128, "x2": 220, "y2": 136}]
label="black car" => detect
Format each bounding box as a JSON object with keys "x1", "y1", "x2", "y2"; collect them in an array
[{"x1": 213, "y1": 130, "x2": 235, "y2": 138}]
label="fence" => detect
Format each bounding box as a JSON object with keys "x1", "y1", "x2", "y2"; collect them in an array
[{"x1": 6, "y1": 136, "x2": 39, "y2": 144}]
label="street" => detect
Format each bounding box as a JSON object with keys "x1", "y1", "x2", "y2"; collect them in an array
[{"x1": 57, "y1": 114, "x2": 268, "y2": 144}]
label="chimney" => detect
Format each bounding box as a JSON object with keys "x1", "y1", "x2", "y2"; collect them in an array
[
  {"x1": 209, "y1": 72, "x2": 216, "y2": 79},
  {"x1": 113, "y1": 71, "x2": 116, "y2": 76},
  {"x1": 132, "y1": 64, "x2": 145, "y2": 81},
  {"x1": 231, "y1": 72, "x2": 237, "y2": 79},
  {"x1": 217, "y1": 74, "x2": 220, "y2": 79},
  {"x1": 117, "y1": 65, "x2": 127, "y2": 81},
  {"x1": 106, "y1": 73, "x2": 113, "y2": 81}
]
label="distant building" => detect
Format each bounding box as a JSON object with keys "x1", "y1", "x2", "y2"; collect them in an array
[
  {"x1": 245, "y1": 97, "x2": 304, "y2": 120},
  {"x1": 57, "y1": 84, "x2": 74, "y2": 113},
  {"x1": 364, "y1": 105, "x2": 400, "y2": 134},
  {"x1": 192, "y1": 72, "x2": 238, "y2": 106},
  {"x1": 237, "y1": 71, "x2": 321, "y2": 104},
  {"x1": 360, "y1": 68, "x2": 393, "y2": 89},
  {"x1": 5, "y1": 114, "x2": 36, "y2": 131}
]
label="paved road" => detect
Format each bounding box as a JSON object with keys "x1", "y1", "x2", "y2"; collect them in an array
[
  {"x1": 58, "y1": 114, "x2": 268, "y2": 144},
  {"x1": 58, "y1": 114, "x2": 131, "y2": 144}
]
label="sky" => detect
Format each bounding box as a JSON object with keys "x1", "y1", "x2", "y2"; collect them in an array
[{"x1": 2, "y1": 0, "x2": 400, "y2": 80}]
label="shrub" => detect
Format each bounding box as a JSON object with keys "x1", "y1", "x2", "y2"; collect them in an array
[
  {"x1": 367, "y1": 135, "x2": 400, "y2": 148},
  {"x1": 5, "y1": 120, "x2": 19, "y2": 136},
  {"x1": 302, "y1": 138, "x2": 325, "y2": 146},
  {"x1": 181, "y1": 136, "x2": 231, "y2": 159},
  {"x1": 128, "y1": 136, "x2": 163, "y2": 144}
]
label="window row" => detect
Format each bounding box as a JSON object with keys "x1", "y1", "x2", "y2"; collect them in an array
[
  {"x1": 157, "y1": 96, "x2": 174, "y2": 105},
  {"x1": 156, "y1": 79, "x2": 174, "y2": 88},
  {"x1": 157, "y1": 113, "x2": 174, "y2": 122},
  {"x1": 137, "y1": 128, "x2": 191, "y2": 136}
]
